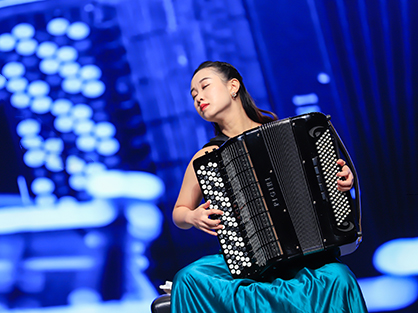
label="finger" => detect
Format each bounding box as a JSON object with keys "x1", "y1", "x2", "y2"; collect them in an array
[
  {"x1": 336, "y1": 159, "x2": 346, "y2": 167},
  {"x1": 200, "y1": 200, "x2": 211, "y2": 209},
  {"x1": 201, "y1": 227, "x2": 219, "y2": 236}
]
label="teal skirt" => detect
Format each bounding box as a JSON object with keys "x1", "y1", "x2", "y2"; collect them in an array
[{"x1": 172, "y1": 253, "x2": 367, "y2": 313}]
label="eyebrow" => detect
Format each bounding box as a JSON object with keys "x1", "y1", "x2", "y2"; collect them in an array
[{"x1": 190, "y1": 77, "x2": 211, "y2": 94}]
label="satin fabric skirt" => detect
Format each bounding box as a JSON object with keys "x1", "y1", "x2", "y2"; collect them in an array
[{"x1": 172, "y1": 254, "x2": 367, "y2": 313}]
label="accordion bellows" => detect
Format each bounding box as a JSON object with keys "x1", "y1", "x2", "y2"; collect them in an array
[{"x1": 193, "y1": 112, "x2": 362, "y2": 280}]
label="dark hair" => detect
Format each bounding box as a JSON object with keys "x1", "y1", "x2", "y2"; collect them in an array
[{"x1": 193, "y1": 61, "x2": 278, "y2": 135}]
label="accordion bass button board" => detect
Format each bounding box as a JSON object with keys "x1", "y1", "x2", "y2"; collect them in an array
[{"x1": 193, "y1": 112, "x2": 362, "y2": 280}]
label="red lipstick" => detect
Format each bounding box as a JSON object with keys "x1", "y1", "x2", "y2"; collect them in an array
[{"x1": 200, "y1": 103, "x2": 209, "y2": 111}]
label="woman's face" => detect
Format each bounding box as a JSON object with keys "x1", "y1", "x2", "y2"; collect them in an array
[{"x1": 190, "y1": 67, "x2": 233, "y2": 122}]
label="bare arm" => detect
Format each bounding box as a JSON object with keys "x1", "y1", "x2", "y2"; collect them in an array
[{"x1": 172, "y1": 146, "x2": 224, "y2": 236}]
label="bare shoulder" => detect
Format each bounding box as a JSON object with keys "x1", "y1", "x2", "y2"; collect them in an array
[{"x1": 190, "y1": 145, "x2": 219, "y2": 163}]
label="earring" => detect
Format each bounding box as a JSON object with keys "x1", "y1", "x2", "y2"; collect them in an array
[{"x1": 231, "y1": 92, "x2": 237, "y2": 98}]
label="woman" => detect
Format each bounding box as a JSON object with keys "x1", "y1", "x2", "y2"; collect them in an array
[{"x1": 172, "y1": 61, "x2": 367, "y2": 312}]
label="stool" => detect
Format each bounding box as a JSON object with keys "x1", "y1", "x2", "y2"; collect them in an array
[{"x1": 151, "y1": 294, "x2": 171, "y2": 313}]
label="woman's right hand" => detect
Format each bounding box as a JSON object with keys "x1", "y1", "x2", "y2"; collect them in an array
[{"x1": 186, "y1": 200, "x2": 224, "y2": 236}]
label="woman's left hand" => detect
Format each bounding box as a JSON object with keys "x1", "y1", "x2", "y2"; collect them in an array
[{"x1": 336, "y1": 159, "x2": 354, "y2": 192}]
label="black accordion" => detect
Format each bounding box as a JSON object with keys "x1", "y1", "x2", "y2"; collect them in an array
[{"x1": 193, "y1": 112, "x2": 362, "y2": 280}]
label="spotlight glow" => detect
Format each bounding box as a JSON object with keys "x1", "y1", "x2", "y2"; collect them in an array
[
  {"x1": 94, "y1": 122, "x2": 116, "y2": 138},
  {"x1": 51, "y1": 98, "x2": 73, "y2": 116},
  {"x1": 45, "y1": 154, "x2": 63, "y2": 172},
  {"x1": 2, "y1": 62, "x2": 25, "y2": 78},
  {"x1": 125, "y1": 203, "x2": 163, "y2": 241},
  {"x1": 39, "y1": 58, "x2": 60, "y2": 75},
  {"x1": 66, "y1": 155, "x2": 86, "y2": 174},
  {"x1": 373, "y1": 238, "x2": 418, "y2": 276},
  {"x1": 6, "y1": 77, "x2": 28, "y2": 93},
  {"x1": 67, "y1": 22, "x2": 91, "y2": 40},
  {"x1": 31, "y1": 177, "x2": 55, "y2": 195},
  {"x1": 358, "y1": 276, "x2": 418, "y2": 312},
  {"x1": 86, "y1": 171, "x2": 165, "y2": 200},
  {"x1": 28, "y1": 80, "x2": 50, "y2": 97},
  {"x1": 20, "y1": 135, "x2": 43, "y2": 150},
  {"x1": 76, "y1": 135, "x2": 96, "y2": 152},
  {"x1": 82, "y1": 80, "x2": 106, "y2": 98},
  {"x1": 31, "y1": 96, "x2": 53, "y2": 114},
  {"x1": 23, "y1": 149, "x2": 46, "y2": 168},
  {"x1": 56, "y1": 46, "x2": 78, "y2": 62},
  {"x1": 0, "y1": 33, "x2": 16, "y2": 52},
  {"x1": 97, "y1": 138, "x2": 120, "y2": 156},
  {"x1": 62, "y1": 77, "x2": 82, "y2": 94},
  {"x1": 74, "y1": 119, "x2": 95, "y2": 135},
  {"x1": 69, "y1": 174, "x2": 87, "y2": 191},
  {"x1": 54, "y1": 115, "x2": 74, "y2": 133},
  {"x1": 79, "y1": 65, "x2": 102, "y2": 80},
  {"x1": 16, "y1": 38, "x2": 38, "y2": 56},
  {"x1": 16, "y1": 119, "x2": 41, "y2": 137},
  {"x1": 59, "y1": 62, "x2": 80, "y2": 78},
  {"x1": 36, "y1": 41, "x2": 58, "y2": 59},
  {"x1": 11, "y1": 93, "x2": 31, "y2": 109},
  {"x1": 71, "y1": 104, "x2": 93, "y2": 120},
  {"x1": 47, "y1": 18, "x2": 70, "y2": 36},
  {"x1": 44, "y1": 138, "x2": 64, "y2": 153},
  {"x1": 12, "y1": 23, "x2": 35, "y2": 39}
]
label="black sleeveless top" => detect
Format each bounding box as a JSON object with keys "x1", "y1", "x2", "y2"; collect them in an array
[{"x1": 202, "y1": 133, "x2": 229, "y2": 148}]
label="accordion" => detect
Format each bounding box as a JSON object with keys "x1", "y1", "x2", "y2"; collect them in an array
[{"x1": 193, "y1": 112, "x2": 362, "y2": 280}]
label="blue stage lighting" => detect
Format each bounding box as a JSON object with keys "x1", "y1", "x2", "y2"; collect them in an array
[
  {"x1": 16, "y1": 118, "x2": 41, "y2": 137},
  {"x1": 69, "y1": 174, "x2": 87, "y2": 191},
  {"x1": 2, "y1": 61, "x2": 25, "y2": 78},
  {"x1": 6, "y1": 77, "x2": 28, "y2": 93},
  {"x1": 11, "y1": 23, "x2": 35, "y2": 39},
  {"x1": 68, "y1": 288, "x2": 101, "y2": 305},
  {"x1": 358, "y1": 276, "x2": 418, "y2": 312},
  {"x1": 45, "y1": 154, "x2": 64, "y2": 172},
  {"x1": 44, "y1": 137, "x2": 64, "y2": 153},
  {"x1": 76, "y1": 135, "x2": 96, "y2": 152},
  {"x1": 31, "y1": 96, "x2": 53, "y2": 114},
  {"x1": 67, "y1": 22, "x2": 90, "y2": 40},
  {"x1": 39, "y1": 58, "x2": 60, "y2": 75},
  {"x1": 35, "y1": 194, "x2": 58, "y2": 205},
  {"x1": 66, "y1": 155, "x2": 86, "y2": 174},
  {"x1": 54, "y1": 115, "x2": 74, "y2": 133},
  {"x1": 317, "y1": 72, "x2": 330, "y2": 84},
  {"x1": 10, "y1": 92, "x2": 31, "y2": 109},
  {"x1": 56, "y1": 46, "x2": 78, "y2": 62},
  {"x1": 84, "y1": 162, "x2": 106, "y2": 175},
  {"x1": 20, "y1": 135, "x2": 43, "y2": 150},
  {"x1": 27, "y1": 80, "x2": 50, "y2": 97},
  {"x1": 23, "y1": 149, "x2": 46, "y2": 168},
  {"x1": 31, "y1": 177, "x2": 55, "y2": 195},
  {"x1": 36, "y1": 41, "x2": 58, "y2": 59},
  {"x1": 16, "y1": 38, "x2": 38, "y2": 56},
  {"x1": 296, "y1": 105, "x2": 321, "y2": 115},
  {"x1": 0, "y1": 33, "x2": 16, "y2": 52},
  {"x1": 59, "y1": 61, "x2": 80, "y2": 78},
  {"x1": 373, "y1": 237, "x2": 418, "y2": 276},
  {"x1": 82, "y1": 80, "x2": 105, "y2": 98},
  {"x1": 71, "y1": 103, "x2": 93, "y2": 120},
  {"x1": 46, "y1": 17, "x2": 70, "y2": 36},
  {"x1": 74, "y1": 119, "x2": 95, "y2": 135},
  {"x1": 86, "y1": 171, "x2": 165, "y2": 200},
  {"x1": 125, "y1": 202, "x2": 163, "y2": 242},
  {"x1": 0, "y1": 74, "x2": 6, "y2": 89},
  {"x1": 94, "y1": 121, "x2": 116, "y2": 138},
  {"x1": 62, "y1": 77, "x2": 82, "y2": 94},
  {"x1": 97, "y1": 138, "x2": 119, "y2": 156},
  {"x1": 51, "y1": 98, "x2": 73, "y2": 116},
  {"x1": 79, "y1": 64, "x2": 101, "y2": 80}
]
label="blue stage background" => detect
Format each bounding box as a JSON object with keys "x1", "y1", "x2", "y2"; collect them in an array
[{"x1": 0, "y1": 0, "x2": 416, "y2": 312}]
